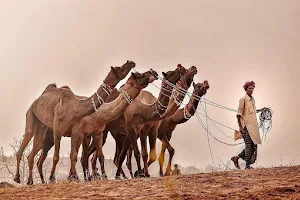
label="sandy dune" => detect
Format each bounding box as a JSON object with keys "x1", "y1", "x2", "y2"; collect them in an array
[{"x1": 0, "y1": 165, "x2": 299, "y2": 199}]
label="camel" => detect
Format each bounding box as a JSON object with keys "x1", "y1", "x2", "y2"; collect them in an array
[
  {"x1": 68, "y1": 69, "x2": 159, "y2": 180},
  {"x1": 115, "y1": 65, "x2": 198, "y2": 178},
  {"x1": 123, "y1": 81, "x2": 209, "y2": 178},
  {"x1": 14, "y1": 61, "x2": 135, "y2": 185},
  {"x1": 153, "y1": 81, "x2": 209, "y2": 176},
  {"x1": 81, "y1": 64, "x2": 188, "y2": 180},
  {"x1": 81, "y1": 89, "x2": 133, "y2": 180}
]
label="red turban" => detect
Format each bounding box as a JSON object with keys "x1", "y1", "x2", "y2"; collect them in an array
[{"x1": 243, "y1": 81, "x2": 255, "y2": 91}]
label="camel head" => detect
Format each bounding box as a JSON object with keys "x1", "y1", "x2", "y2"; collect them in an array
[
  {"x1": 161, "y1": 64, "x2": 188, "y2": 84},
  {"x1": 178, "y1": 65, "x2": 198, "y2": 90},
  {"x1": 192, "y1": 80, "x2": 210, "y2": 97},
  {"x1": 107, "y1": 60, "x2": 136, "y2": 84},
  {"x1": 127, "y1": 69, "x2": 158, "y2": 90}
]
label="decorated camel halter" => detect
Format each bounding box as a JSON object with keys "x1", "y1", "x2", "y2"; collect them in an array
[
  {"x1": 102, "y1": 82, "x2": 114, "y2": 95},
  {"x1": 91, "y1": 82, "x2": 115, "y2": 112},
  {"x1": 121, "y1": 79, "x2": 144, "y2": 105},
  {"x1": 121, "y1": 89, "x2": 134, "y2": 104},
  {"x1": 155, "y1": 80, "x2": 173, "y2": 118},
  {"x1": 183, "y1": 104, "x2": 193, "y2": 120},
  {"x1": 172, "y1": 79, "x2": 188, "y2": 106}
]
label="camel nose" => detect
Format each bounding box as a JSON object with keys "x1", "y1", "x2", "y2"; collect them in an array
[
  {"x1": 190, "y1": 66, "x2": 198, "y2": 74},
  {"x1": 204, "y1": 80, "x2": 209, "y2": 89}
]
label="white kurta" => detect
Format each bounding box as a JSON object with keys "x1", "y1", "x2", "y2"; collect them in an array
[{"x1": 235, "y1": 94, "x2": 262, "y2": 145}]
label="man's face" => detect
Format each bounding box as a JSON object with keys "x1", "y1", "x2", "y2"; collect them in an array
[{"x1": 247, "y1": 86, "x2": 255, "y2": 96}]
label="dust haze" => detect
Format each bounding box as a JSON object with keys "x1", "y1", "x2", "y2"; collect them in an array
[{"x1": 0, "y1": 0, "x2": 299, "y2": 169}]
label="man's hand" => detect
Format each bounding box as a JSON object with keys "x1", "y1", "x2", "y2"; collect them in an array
[{"x1": 257, "y1": 107, "x2": 267, "y2": 113}]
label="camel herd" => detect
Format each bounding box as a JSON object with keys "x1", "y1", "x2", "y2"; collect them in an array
[{"x1": 13, "y1": 61, "x2": 209, "y2": 185}]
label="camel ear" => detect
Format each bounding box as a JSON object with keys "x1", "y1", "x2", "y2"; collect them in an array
[
  {"x1": 127, "y1": 60, "x2": 129, "y2": 63},
  {"x1": 193, "y1": 82, "x2": 196, "y2": 87},
  {"x1": 131, "y1": 72, "x2": 137, "y2": 78},
  {"x1": 111, "y1": 66, "x2": 115, "y2": 71},
  {"x1": 162, "y1": 72, "x2": 167, "y2": 77}
]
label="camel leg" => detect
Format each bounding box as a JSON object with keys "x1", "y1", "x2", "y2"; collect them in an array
[
  {"x1": 140, "y1": 134, "x2": 150, "y2": 177},
  {"x1": 158, "y1": 140, "x2": 167, "y2": 177},
  {"x1": 86, "y1": 128, "x2": 107, "y2": 160},
  {"x1": 69, "y1": 131, "x2": 83, "y2": 181},
  {"x1": 27, "y1": 128, "x2": 47, "y2": 185},
  {"x1": 90, "y1": 152, "x2": 98, "y2": 178},
  {"x1": 81, "y1": 136, "x2": 91, "y2": 181},
  {"x1": 131, "y1": 135, "x2": 143, "y2": 177},
  {"x1": 80, "y1": 136, "x2": 91, "y2": 171},
  {"x1": 126, "y1": 146, "x2": 134, "y2": 178},
  {"x1": 81, "y1": 130, "x2": 108, "y2": 180},
  {"x1": 37, "y1": 138, "x2": 54, "y2": 184},
  {"x1": 102, "y1": 130, "x2": 108, "y2": 146},
  {"x1": 14, "y1": 106, "x2": 35, "y2": 183},
  {"x1": 164, "y1": 139, "x2": 175, "y2": 176},
  {"x1": 113, "y1": 134, "x2": 127, "y2": 178},
  {"x1": 49, "y1": 133, "x2": 62, "y2": 183},
  {"x1": 93, "y1": 132, "x2": 107, "y2": 179},
  {"x1": 116, "y1": 136, "x2": 132, "y2": 179},
  {"x1": 147, "y1": 127, "x2": 158, "y2": 167}
]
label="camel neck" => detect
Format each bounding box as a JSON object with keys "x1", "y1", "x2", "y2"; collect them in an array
[
  {"x1": 162, "y1": 80, "x2": 189, "y2": 118},
  {"x1": 79, "y1": 83, "x2": 115, "y2": 117},
  {"x1": 171, "y1": 93, "x2": 200, "y2": 124},
  {"x1": 186, "y1": 94, "x2": 199, "y2": 116},
  {"x1": 155, "y1": 79, "x2": 174, "y2": 118},
  {"x1": 96, "y1": 84, "x2": 141, "y2": 125}
]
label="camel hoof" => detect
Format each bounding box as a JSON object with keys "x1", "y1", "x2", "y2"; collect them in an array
[
  {"x1": 84, "y1": 176, "x2": 92, "y2": 182},
  {"x1": 49, "y1": 176, "x2": 56, "y2": 184},
  {"x1": 27, "y1": 180, "x2": 33, "y2": 185},
  {"x1": 134, "y1": 170, "x2": 139, "y2": 178},
  {"x1": 123, "y1": 176, "x2": 128, "y2": 180},
  {"x1": 101, "y1": 173, "x2": 108, "y2": 180},
  {"x1": 92, "y1": 173, "x2": 101, "y2": 180},
  {"x1": 164, "y1": 172, "x2": 171, "y2": 176},
  {"x1": 115, "y1": 175, "x2": 122, "y2": 180},
  {"x1": 134, "y1": 170, "x2": 145, "y2": 178},
  {"x1": 68, "y1": 174, "x2": 79, "y2": 182},
  {"x1": 13, "y1": 176, "x2": 21, "y2": 184},
  {"x1": 41, "y1": 180, "x2": 46, "y2": 184}
]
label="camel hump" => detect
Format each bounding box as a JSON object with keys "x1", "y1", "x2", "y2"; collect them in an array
[
  {"x1": 138, "y1": 90, "x2": 157, "y2": 104},
  {"x1": 42, "y1": 83, "x2": 57, "y2": 94},
  {"x1": 61, "y1": 85, "x2": 71, "y2": 90}
]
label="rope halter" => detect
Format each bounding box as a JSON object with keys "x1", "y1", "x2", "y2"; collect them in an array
[{"x1": 91, "y1": 82, "x2": 115, "y2": 112}]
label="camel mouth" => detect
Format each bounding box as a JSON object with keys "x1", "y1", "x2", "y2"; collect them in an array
[
  {"x1": 149, "y1": 76, "x2": 156, "y2": 83},
  {"x1": 203, "y1": 80, "x2": 209, "y2": 89},
  {"x1": 126, "y1": 60, "x2": 136, "y2": 68},
  {"x1": 149, "y1": 69, "x2": 158, "y2": 78},
  {"x1": 189, "y1": 66, "x2": 198, "y2": 75},
  {"x1": 177, "y1": 64, "x2": 187, "y2": 75}
]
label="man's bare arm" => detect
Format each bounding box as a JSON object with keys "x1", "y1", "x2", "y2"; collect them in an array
[{"x1": 237, "y1": 115, "x2": 244, "y2": 134}]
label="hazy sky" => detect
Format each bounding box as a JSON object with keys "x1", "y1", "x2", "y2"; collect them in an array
[{"x1": 0, "y1": 1, "x2": 299, "y2": 170}]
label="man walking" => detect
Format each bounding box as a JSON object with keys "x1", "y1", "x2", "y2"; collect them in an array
[{"x1": 231, "y1": 81, "x2": 266, "y2": 169}]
